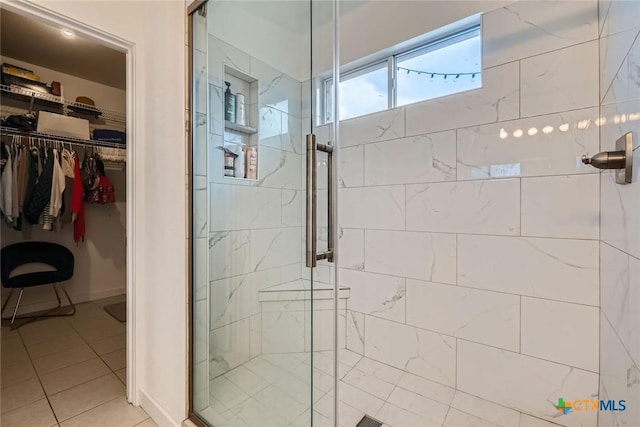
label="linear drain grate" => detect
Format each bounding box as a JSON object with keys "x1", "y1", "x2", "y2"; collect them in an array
[{"x1": 356, "y1": 415, "x2": 383, "y2": 427}]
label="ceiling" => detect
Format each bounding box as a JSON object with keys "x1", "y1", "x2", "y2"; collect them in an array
[{"x1": 0, "y1": 8, "x2": 126, "y2": 90}]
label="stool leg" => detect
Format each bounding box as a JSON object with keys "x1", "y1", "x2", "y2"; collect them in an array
[{"x1": 10, "y1": 289, "x2": 24, "y2": 326}]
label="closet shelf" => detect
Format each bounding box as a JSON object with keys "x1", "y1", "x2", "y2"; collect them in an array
[
  {"x1": 0, "y1": 83, "x2": 64, "y2": 107},
  {"x1": 0, "y1": 126, "x2": 126, "y2": 149},
  {"x1": 1, "y1": 84, "x2": 126, "y2": 124},
  {"x1": 225, "y1": 120, "x2": 257, "y2": 135}
]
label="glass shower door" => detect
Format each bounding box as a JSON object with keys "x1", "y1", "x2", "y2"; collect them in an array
[{"x1": 189, "y1": 1, "x2": 337, "y2": 426}]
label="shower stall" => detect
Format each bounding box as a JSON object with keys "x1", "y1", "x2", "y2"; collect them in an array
[{"x1": 188, "y1": 1, "x2": 640, "y2": 426}]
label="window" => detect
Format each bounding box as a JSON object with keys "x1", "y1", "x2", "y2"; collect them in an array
[{"x1": 324, "y1": 22, "x2": 481, "y2": 123}]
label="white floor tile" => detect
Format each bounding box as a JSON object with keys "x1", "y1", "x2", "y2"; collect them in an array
[
  {"x1": 48, "y1": 373, "x2": 125, "y2": 421},
  {"x1": 0, "y1": 398, "x2": 58, "y2": 427},
  {"x1": 40, "y1": 357, "x2": 111, "y2": 395},
  {"x1": 59, "y1": 396, "x2": 147, "y2": 427}
]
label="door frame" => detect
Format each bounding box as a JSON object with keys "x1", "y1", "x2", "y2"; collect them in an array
[{"x1": 1, "y1": 1, "x2": 139, "y2": 404}]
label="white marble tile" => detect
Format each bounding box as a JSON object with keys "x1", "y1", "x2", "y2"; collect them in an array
[
  {"x1": 600, "y1": 242, "x2": 630, "y2": 354},
  {"x1": 482, "y1": 0, "x2": 598, "y2": 68},
  {"x1": 376, "y1": 400, "x2": 443, "y2": 427},
  {"x1": 343, "y1": 367, "x2": 395, "y2": 400},
  {"x1": 600, "y1": 0, "x2": 640, "y2": 39},
  {"x1": 261, "y1": 311, "x2": 305, "y2": 353},
  {"x1": 339, "y1": 228, "x2": 364, "y2": 271},
  {"x1": 194, "y1": 177, "x2": 208, "y2": 238},
  {"x1": 599, "y1": 313, "x2": 640, "y2": 427},
  {"x1": 210, "y1": 268, "x2": 282, "y2": 329},
  {"x1": 250, "y1": 57, "x2": 302, "y2": 118},
  {"x1": 451, "y1": 390, "x2": 521, "y2": 427},
  {"x1": 258, "y1": 105, "x2": 283, "y2": 149},
  {"x1": 250, "y1": 227, "x2": 301, "y2": 271},
  {"x1": 340, "y1": 269, "x2": 405, "y2": 323},
  {"x1": 521, "y1": 297, "x2": 599, "y2": 372},
  {"x1": 365, "y1": 230, "x2": 456, "y2": 284},
  {"x1": 444, "y1": 408, "x2": 504, "y2": 427},
  {"x1": 600, "y1": 27, "x2": 640, "y2": 102},
  {"x1": 207, "y1": 35, "x2": 251, "y2": 87},
  {"x1": 340, "y1": 186, "x2": 405, "y2": 231},
  {"x1": 338, "y1": 381, "x2": 385, "y2": 416},
  {"x1": 339, "y1": 107, "x2": 405, "y2": 148},
  {"x1": 257, "y1": 148, "x2": 302, "y2": 190},
  {"x1": 209, "y1": 375, "x2": 250, "y2": 409},
  {"x1": 519, "y1": 414, "x2": 564, "y2": 427},
  {"x1": 405, "y1": 62, "x2": 519, "y2": 136},
  {"x1": 521, "y1": 41, "x2": 599, "y2": 117},
  {"x1": 209, "y1": 231, "x2": 251, "y2": 280},
  {"x1": 339, "y1": 145, "x2": 364, "y2": 188},
  {"x1": 209, "y1": 319, "x2": 251, "y2": 378},
  {"x1": 386, "y1": 386, "x2": 450, "y2": 425},
  {"x1": 457, "y1": 108, "x2": 600, "y2": 180},
  {"x1": 406, "y1": 179, "x2": 520, "y2": 235},
  {"x1": 307, "y1": 308, "x2": 346, "y2": 352},
  {"x1": 457, "y1": 340, "x2": 598, "y2": 427},
  {"x1": 629, "y1": 256, "x2": 640, "y2": 369},
  {"x1": 193, "y1": 113, "x2": 208, "y2": 177},
  {"x1": 364, "y1": 131, "x2": 456, "y2": 186},
  {"x1": 599, "y1": 101, "x2": 640, "y2": 151},
  {"x1": 282, "y1": 190, "x2": 303, "y2": 227},
  {"x1": 601, "y1": 157, "x2": 640, "y2": 259},
  {"x1": 210, "y1": 84, "x2": 225, "y2": 137},
  {"x1": 458, "y1": 234, "x2": 599, "y2": 305},
  {"x1": 282, "y1": 113, "x2": 303, "y2": 154},
  {"x1": 396, "y1": 371, "x2": 456, "y2": 406},
  {"x1": 193, "y1": 49, "x2": 208, "y2": 115},
  {"x1": 406, "y1": 279, "x2": 520, "y2": 351},
  {"x1": 345, "y1": 310, "x2": 365, "y2": 354},
  {"x1": 210, "y1": 184, "x2": 281, "y2": 231},
  {"x1": 601, "y1": 30, "x2": 640, "y2": 105},
  {"x1": 194, "y1": 237, "x2": 209, "y2": 302},
  {"x1": 364, "y1": 316, "x2": 456, "y2": 387},
  {"x1": 521, "y1": 174, "x2": 600, "y2": 239}
]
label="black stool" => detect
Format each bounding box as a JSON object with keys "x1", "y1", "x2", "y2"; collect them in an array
[{"x1": 1, "y1": 241, "x2": 76, "y2": 329}]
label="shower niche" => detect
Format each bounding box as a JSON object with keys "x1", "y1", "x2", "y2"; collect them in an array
[{"x1": 219, "y1": 65, "x2": 259, "y2": 180}]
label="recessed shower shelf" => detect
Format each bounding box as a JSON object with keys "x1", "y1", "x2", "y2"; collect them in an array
[{"x1": 225, "y1": 120, "x2": 257, "y2": 135}]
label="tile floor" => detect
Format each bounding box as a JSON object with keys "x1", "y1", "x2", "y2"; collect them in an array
[
  {"x1": 203, "y1": 350, "x2": 565, "y2": 427},
  {"x1": 1, "y1": 294, "x2": 157, "y2": 427}
]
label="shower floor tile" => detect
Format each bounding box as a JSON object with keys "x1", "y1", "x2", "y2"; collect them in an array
[{"x1": 207, "y1": 353, "x2": 564, "y2": 427}]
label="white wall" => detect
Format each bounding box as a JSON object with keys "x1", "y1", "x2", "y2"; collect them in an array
[
  {"x1": 598, "y1": 1, "x2": 640, "y2": 426},
  {"x1": 6, "y1": 1, "x2": 188, "y2": 426},
  {"x1": 1, "y1": 55, "x2": 127, "y2": 310},
  {"x1": 333, "y1": 1, "x2": 601, "y2": 426}
]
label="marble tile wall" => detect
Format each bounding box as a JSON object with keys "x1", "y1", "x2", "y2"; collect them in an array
[
  {"x1": 598, "y1": 1, "x2": 640, "y2": 426},
  {"x1": 204, "y1": 34, "x2": 308, "y2": 380},
  {"x1": 335, "y1": 1, "x2": 603, "y2": 425}
]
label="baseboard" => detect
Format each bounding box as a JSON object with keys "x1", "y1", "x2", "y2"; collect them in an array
[
  {"x1": 3, "y1": 286, "x2": 126, "y2": 316},
  {"x1": 139, "y1": 389, "x2": 183, "y2": 427}
]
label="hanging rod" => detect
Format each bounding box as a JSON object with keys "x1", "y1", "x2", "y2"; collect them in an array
[{"x1": 0, "y1": 127, "x2": 126, "y2": 149}]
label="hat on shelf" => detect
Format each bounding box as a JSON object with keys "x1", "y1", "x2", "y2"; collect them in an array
[{"x1": 68, "y1": 96, "x2": 102, "y2": 116}]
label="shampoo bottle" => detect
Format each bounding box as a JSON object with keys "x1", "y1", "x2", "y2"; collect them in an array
[{"x1": 224, "y1": 81, "x2": 236, "y2": 122}]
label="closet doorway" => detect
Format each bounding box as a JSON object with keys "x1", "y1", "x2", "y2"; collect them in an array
[{"x1": 0, "y1": 5, "x2": 140, "y2": 425}]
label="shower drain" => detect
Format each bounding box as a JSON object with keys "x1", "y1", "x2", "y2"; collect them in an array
[{"x1": 356, "y1": 415, "x2": 383, "y2": 427}]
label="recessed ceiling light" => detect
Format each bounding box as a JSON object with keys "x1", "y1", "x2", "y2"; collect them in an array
[{"x1": 62, "y1": 29, "x2": 75, "y2": 38}]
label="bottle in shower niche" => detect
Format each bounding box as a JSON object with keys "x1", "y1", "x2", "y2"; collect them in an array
[
  {"x1": 224, "y1": 81, "x2": 236, "y2": 122},
  {"x1": 244, "y1": 146, "x2": 258, "y2": 179},
  {"x1": 235, "y1": 92, "x2": 246, "y2": 126}
]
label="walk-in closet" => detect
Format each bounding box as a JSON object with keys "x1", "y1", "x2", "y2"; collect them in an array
[{"x1": 0, "y1": 8, "x2": 135, "y2": 426}]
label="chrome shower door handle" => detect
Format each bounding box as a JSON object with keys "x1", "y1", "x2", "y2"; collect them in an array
[{"x1": 306, "y1": 134, "x2": 334, "y2": 268}]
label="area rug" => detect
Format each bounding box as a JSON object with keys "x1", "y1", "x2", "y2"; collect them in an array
[{"x1": 104, "y1": 302, "x2": 126, "y2": 323}]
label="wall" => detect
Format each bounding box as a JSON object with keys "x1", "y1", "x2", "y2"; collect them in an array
[
  {"x1": 334, "y1": 1, "x2": 601, "y2": 426},
  {"x1": 1, "y1": 55, "x2": 127, "y2": 310},
  {"x1": 598, "y1": 0, "x2": 640, "y2": 426},
  {"x1": 7, "y1": 1, "x2": 188, "y2": 426}
]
